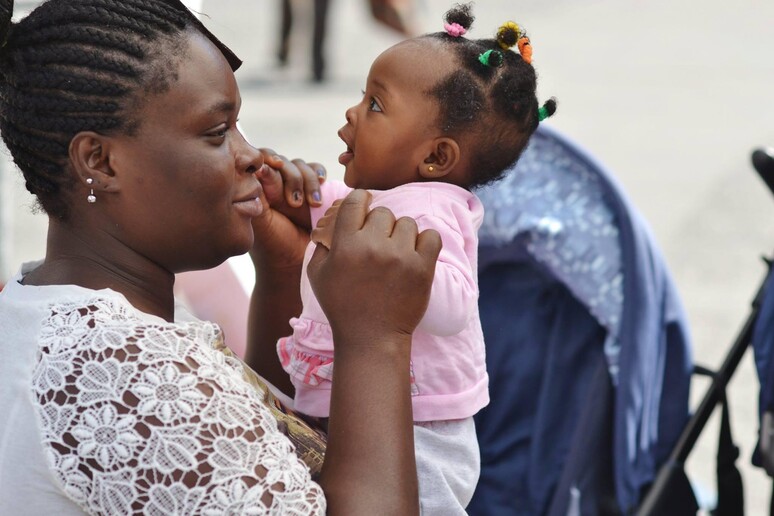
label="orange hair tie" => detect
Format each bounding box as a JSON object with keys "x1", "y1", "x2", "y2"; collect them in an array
[{"x1": 517, "y1": 36, "x2": 532, "y2": 64}]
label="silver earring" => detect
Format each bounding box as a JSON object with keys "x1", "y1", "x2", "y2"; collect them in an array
[{"x1": 86, "y1": 178, "x2": 96, "y2": 203}]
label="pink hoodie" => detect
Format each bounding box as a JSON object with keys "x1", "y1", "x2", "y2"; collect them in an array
[{"x1": 278, "y1": 180, "x2": 489, "y2": 422}]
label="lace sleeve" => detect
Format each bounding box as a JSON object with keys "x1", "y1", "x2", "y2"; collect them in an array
[{"x1": 31, "y1": 298, "x2": 326, "y2": 515}]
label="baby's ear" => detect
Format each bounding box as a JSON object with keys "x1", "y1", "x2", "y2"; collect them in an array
[{"x1": 419, "y1": 137, "x2": 460, "y2": 179}]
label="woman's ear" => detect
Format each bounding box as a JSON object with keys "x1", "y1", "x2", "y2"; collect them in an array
[
  {"x1": 68, "y1": 131, "x2": 121, "y2": 193},
  {"x1": 419, "y1": 137, "x2": 461, "y2": 180}
]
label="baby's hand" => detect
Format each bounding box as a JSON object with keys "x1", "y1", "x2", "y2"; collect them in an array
[{"x1": 310, "y1": 200, "x2": 343, "y2": 250}]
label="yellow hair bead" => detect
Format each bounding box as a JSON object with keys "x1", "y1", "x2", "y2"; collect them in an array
[{"x1": 496, "y1": 21, "x2": 521, "y2": 49}]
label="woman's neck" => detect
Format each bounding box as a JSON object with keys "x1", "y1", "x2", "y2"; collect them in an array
[{"x1": 24, "y1": 220, "x2": 176, "y2": 321}]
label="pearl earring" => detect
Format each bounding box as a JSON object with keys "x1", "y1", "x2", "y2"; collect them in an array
[{"x1": 86, "y1": 178, "x2": 96, "y2": 203}]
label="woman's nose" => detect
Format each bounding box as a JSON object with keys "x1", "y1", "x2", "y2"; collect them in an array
[{"x1": 235, "y1": 129, "x2": 263, "y2": 174}]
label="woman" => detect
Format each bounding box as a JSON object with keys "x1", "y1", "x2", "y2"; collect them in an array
[{"x1": 0, "y1": 0, "x2": 441, "y2": 514}]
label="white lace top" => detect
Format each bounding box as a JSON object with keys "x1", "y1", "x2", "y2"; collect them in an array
[{"x1": 0, "y1": 264, "x2": 325, "y2": 515}]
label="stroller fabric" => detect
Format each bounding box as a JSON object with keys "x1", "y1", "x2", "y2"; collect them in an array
[{"x1": 469, "y1": 124, "x2": 693, "y2": 515}]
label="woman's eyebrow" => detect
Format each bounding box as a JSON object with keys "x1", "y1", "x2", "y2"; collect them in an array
[{"x1": 206, "y1": 99, "x2": 237, "y2": 115}]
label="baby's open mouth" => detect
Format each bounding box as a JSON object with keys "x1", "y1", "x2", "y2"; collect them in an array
[{"x1": 338, "y1": 146, "x2": 354, "y2": 166}]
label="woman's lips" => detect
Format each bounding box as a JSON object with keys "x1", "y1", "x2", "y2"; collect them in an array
[
  {"x1": 233, "y1": 184, "x2": 264, "y2": 218},
  {"x1": 233, "y1": 198, "x2": 264, "y2": 218}
]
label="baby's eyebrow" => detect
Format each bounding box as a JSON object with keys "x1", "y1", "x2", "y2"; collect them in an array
[{"x1": 370, "y1": 78, "x2": 388, "y2": 94}]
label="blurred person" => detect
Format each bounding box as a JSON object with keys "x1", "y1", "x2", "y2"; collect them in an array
[
  {"x1": 277, "y1": 0, "x2": 331, "y2": 81},
  {"x1": 276, "y1": 0, "x2": 416, "y2": 82}
]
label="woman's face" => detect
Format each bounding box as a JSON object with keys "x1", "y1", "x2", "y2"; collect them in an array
[{"x1": 104, "y1": 30, "x2": 263, "y2": 273}]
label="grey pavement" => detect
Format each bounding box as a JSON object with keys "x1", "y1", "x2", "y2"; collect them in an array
[{"x1": 3, "y1": 0, "x2": 774, "y2": 512}]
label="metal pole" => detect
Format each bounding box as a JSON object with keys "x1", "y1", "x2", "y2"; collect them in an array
[{"x1": 637, "y1": 262, "x2": 772, "y2": 515}]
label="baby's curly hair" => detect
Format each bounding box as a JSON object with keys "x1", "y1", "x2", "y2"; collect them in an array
[{"x1": 422, "y1": 3, "x2": 556, "y2": 188}]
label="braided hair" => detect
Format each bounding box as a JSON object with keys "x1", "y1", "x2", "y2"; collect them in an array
[
  {"x1": 0, "y1": 0, "x2": 239, "y2": 220},
  {"x1": 423, "y1": 3, "x2": 557, "y2": 188}
]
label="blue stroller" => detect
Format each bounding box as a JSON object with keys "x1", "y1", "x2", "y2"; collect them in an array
[{"x1": 468, "y1": 124, "x2": 694, "y2": 515}]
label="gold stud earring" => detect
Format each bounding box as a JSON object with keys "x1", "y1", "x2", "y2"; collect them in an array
[{"x1": 428, "y1": 166, "x2": 435, "y2": 173}]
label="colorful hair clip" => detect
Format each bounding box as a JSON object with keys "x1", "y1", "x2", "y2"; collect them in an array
[
  {"x1": 496, "y1": 21, "x2": 521, "y2": 50},
  {"x1": 478, "y1": 49, "x2": 504, "y2": 68},
  {"x1": 538, "y1": 98, "x2": 557, "y2": 122},
  {"x1": 444, "y1": 22, "x2": 467, "y2": 37},
  {"x1": 517, "y1": 36, "x2": 532, "y2": 64}
]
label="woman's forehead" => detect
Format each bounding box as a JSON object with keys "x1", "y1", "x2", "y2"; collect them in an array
[{"x1": 138, "y1": 31, "x2": 239, "y2": 127}]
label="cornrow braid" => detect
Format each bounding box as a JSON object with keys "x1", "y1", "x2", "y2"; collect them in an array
[
  {"x1": 15, "y1": 25, "x2": 147, "y2": 58},
  {"x1": 0, "y1": 0, "x2": 197, "y2": 220},
  {"x1": 423, "y1": 3, "x2": 557, "y2": 189},
  {"x1": 18, "y1": 45, "x2": 142, "y2": 78}
]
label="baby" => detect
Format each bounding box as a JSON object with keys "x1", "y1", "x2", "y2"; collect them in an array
[{"x1": 274, "y1": 4, "x2": 556, "y2": 513}]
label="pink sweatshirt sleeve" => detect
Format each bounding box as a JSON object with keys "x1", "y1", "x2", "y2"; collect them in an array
[{"x1": 414, "y1": 210, "x2": 479, "y2": 337}]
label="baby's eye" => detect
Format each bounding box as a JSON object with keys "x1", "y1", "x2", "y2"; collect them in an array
[{"x1": 368, "y1": 98, "x2": 382, "y2": 112}]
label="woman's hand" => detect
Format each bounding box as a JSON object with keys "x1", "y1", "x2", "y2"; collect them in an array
[
  {"x1": 258, "y1": 149, "x2": 325, "y2": 231},
  {"x1": 309, "y1": 199, "x2": 342, "y2": 250},
  {"x1": 250, "y1": 148, "x2": 325, "y2": 270},
  {"x1": 309, "y1": 190, "x2": 441, "y2": 515},
  {"x1": 307, "y1": 189, "x2": 442, "y2": 345},
  {"x1": 246, "y1": 149, "x2": 327, "y2": 394}
]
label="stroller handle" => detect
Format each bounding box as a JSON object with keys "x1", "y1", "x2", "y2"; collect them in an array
[{"x1": 752, "y1": 147, "x2": 774, "y2": 197}]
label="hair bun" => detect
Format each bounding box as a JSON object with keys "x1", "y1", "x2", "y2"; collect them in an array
[
  {"x1": 444, "y1": 2, "x2": 474, "y2": 31},
  {"x1": 538, "y1": 97, "x2": 557, "y2": 121},
  {"x1": 496, "y1": 21, "x2": 521, "y2": 50}
]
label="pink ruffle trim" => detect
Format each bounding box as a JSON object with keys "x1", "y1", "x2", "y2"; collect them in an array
[{"x1": 278, "y1": 335, "x2": 334, "y2": 387}]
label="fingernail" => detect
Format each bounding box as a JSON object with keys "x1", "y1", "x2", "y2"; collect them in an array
[
  {"x1": 292, "y1": 191, "x2": 302, "y2": 203},
  {"x1": 272, "y1": 155, "x2": 281, "y2": 162},
  {"x1": 316, "y1": 168, "x2": 326, "y2": 178},
  {"x1": 312, "y1": 191, "x2": 321, "y2": 203}
]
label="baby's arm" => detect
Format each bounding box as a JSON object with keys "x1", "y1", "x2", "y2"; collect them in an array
[{"x1": 414, "y1": 214, "x2": 479, "y2": 337}]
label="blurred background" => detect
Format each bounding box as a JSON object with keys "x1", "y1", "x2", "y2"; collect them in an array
[{"x1": 2, "y1": 0, "x2": 774, "y2": 512}]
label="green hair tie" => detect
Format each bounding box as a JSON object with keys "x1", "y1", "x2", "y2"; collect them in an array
[
  {"x1": 538, "y1": 105, "x2": 550, "y2": 122},
  {"x1": 478, "y1": 49, "x2": 503, "y2": 68}
]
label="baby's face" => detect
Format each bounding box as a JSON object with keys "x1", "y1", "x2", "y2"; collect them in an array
[{"x1": 337, "y1": 40, "x2": 455, "y2": 190}]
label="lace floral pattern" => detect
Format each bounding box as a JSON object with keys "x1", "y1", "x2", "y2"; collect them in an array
[{"x1": 32, "y1": 297, "x2": 326, "y2": 515}]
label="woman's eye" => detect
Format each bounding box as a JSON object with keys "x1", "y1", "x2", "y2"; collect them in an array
[
  {"x1": 207, "y1": 125, "x2": 228, "y2": 140},
  {"x1": 368, "y1": 98, "x2": 382, "y2": 112}
]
